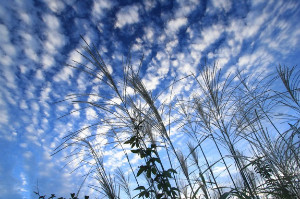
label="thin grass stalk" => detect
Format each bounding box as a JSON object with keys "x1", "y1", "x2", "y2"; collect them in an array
[
  {"x1": 187, "y1": 142, "x2": 211, "y2": 199},
  {"x1": 111, "y1": 128, "x2": 140, "y2": 188},
  {"x1": 115, "y1": 168, "x2": 132, "y2": 199},
  {"x1": 198, "y1": 66, "x2": 255, "y2": 198},
  {"x1": 192, "y1": 97, "x2": 239, "y2": 193},
  {"x1": 83, "y1": 140, "x2": 118, "y2": 199},
  {"x1": 192, "y1": 65, "x2": 257, "y2": 197},
  {"x1": 235, "y1": 69, "x2": 300, "y2": 196},
  {"x1": 127, "y1": 69, "x2": 196, "y2": 196},
  {"x1": 178, "y1": 100, "x2": 221, "y2": 196},
  {"x1": 237, "y1": 71, "x2": 300, "y2": 168},
  {"x1": 254, "y1": 111, "x2": 299, "y2": 198},
  {"x1": 210, "y1": 134, "x2": 238, "y2": 192}
]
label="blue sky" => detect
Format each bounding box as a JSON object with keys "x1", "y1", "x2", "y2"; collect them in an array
[{"x1": 0, "y1": 0, "x2": 300, "y2": 198}]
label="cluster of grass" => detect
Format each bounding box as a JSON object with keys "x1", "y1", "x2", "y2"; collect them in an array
[
  {"x1": 34, "y1": 192, "x2": 89, "y2": 199},
  {"x1": 48, "y1": 39, "x2": 299, "y2": 199}
]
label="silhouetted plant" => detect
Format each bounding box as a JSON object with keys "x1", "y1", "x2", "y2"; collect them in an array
[
  {"x1": 34, "y1": 191, "x2": 89, "y2": 199},
  {"x1": 49, "y1": 38, "x2": 300, "y2": 199},
  {"x1": 125, "y1": 133, "x2": 179, "y2": 198}
]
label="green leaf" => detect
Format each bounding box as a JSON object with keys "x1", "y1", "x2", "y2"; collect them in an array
[
  {"x1": 140, "y1": 152, "x2": 146, "y2": 158},
  {"x1": 219, "y1": 192, "x2": 231, "y2": 199},
  {"x1": 162, "y1": 181, "x2": 171, "y2": 191},
  {"x1": 166, "y1": 190, "x2": 172, "y2": 196},
  {"x1": 145, "y1": 148, "x2": 152, "y2": 155},
  {"x1": 162, "y1": 171, "x2": 172, "y2": 178},
  {"x1": 137, "y1": 166, "x2": 146, "y2": 177},
  {"x1": 157, "y1": 183, "x2": 162, "y2": 190},
  {"x1": 151, "y1": 158, "x2": 161, "y2": 164},
  {"x1": 131, "y1": 149, "x2": 141, "y2": 154},
  {"x1": 167, "y1": 168, "x2": 177, "y2": 174},
  {"x1": 171, "y1": 190, "x2": 178, "y2": 196},
  {"x1": 151, "y1": 167, "x2": 157, "y2": 175},
  {"x1": 156, "y1": 193, "x2": 163, "y2": 199},
  {"x1": 171, "y1": 187, "x2": 180, "y2": 192},
  {"x1": 145, "y1": 191, "x2": 150, "y2": 198},
  {"x1": 232, "y1": 191, "x2": 252, "y2": 199},
  {"x1": 124, "y1": 136, "x2": 136, "y2": 144},
  {"x1": 138, "y1": 191, "x2": 146, "y2": 198},
  {"x1": 155, "y1": 158, "x2": 161, "y2": 164},
  {"x1": 131, "y1": 142, "x2": 136, "y2": 148},
  {"x1": 146, "y1": 160, "x2": 151, "y2": 167},
  {"x1": 134, "y1": 186, "x2": 146, "y2": 191},
  {"x1": 124, "y1": 140, "x2": 131, "y2": 144},
  {"x1": 190, "y1": 186, "x2": 202, "y2": 199},
  {"x1": 147, "y1": 168, "x2": 152, "y2": 178}
]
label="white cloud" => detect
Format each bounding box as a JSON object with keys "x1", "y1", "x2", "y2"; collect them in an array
[
  {"x1": 0, "y1": 24, "x2": 16, "y2": 57},
  {"x1": 237, "y1": 47, "x2": 273, "y2": 77},
  {"x1": 242, "y1": 12, "x2": 267, "y2": 39},
  {"x1": 142, "y1": 74, "x2": 160, "y2": 91},
  {"x1": 86, "y1": 108, "x2": 97, "y2": 120},
  {"x1": 156, "y1": 51, "x2": 166, "y2": 61},
  {"x1": 42, "y1": 54, "x2": 54, "y2": 70},
  {"x1": 132, "y1": 42, "x2": 142, "y2": 52},
  {"x1": 2, "y1": 65, "x2": 17, "y2": 90},
  {"x1": 0, "y1": 24, "x2": 9, "y2": 43},
  {"x1": 175, "y1": 0, "x2": 198, "y2": 18},
  {"x1": 166, "y1": 39, "x2": 178, "y2": 52},
  {"x1": 23, "y1": 151, "x2": 33, "y2": 159},
  {"x1": 166, "y1": 17, "x2": 187, "y2": 33},
  {"x1": 158, "y1": 59, "x2": 169, "y2": 76},
  {"x1": 256, "y1": 2, "x2": 300, "y2": 56},
  {"x1": 238, "y1": 55, "x2": 252, "y2": 67},
  {"x1": 216, "y1": 57, "x2": 229, "y2": 67},
  {"x1": 171, "y1": 52, "x2": 196, "y2": 79},
  {"x1": 56, "y1": 104, "x2": 67, "y2": 113},
  {"x1": 40, "y1": 84, "x2": 51, "y2": 102},
  {"x1": 211, "y1": 0, "x2": 232, "y2": 12},
  {"x1": 35, "y1": 69, "x2": 44, "y2": 80},
  {"x1": 0, "y1": 54, "x2": 12, "y2": 66},
  {"x1": 19, "y1": 11, "x2": 31, "y2": 25},
  {"x1": 43, "y1": 0, "x2": 65, "y2": 13},
  {"x1": 0, "y1": 113, "x2": 17, "y2": 140},
  {"x1": 68, "y1": 49, "x2": 83, "y2": 63},
  {"x1": 144, "y1": 0, "x2": 156, "y2": 11},
  {"x1": 76, "y1": 73, "x2": 89, "y2": 91},
  {"x1": 191, "y1": 24, "x2": 223, "y2": 52},
  {"x1": 20, "y1": 31, "x2": 40, "y2": 59},
  {"x1": 53, "y1": 66, "x2": 74, "y2": 83},
  {"x1": 92, "y1": 0, "x2": 113, "y2": 18},
  {"x1": 143, "y1": 26, "x2": 154, "y2": 43},
  {"x1": 115, "y1": 5, "x2": 140, "y2": 28},
  {"x1": 42, "y1": 14, "x2": 60, "y2": 30},
  {"x1": 208, "y1": 46, "x2": 232, "y2": 68},
  {"x1": 2, "y1": 43, "x2": 16, "y2": 57},
  {"x1": 44, "y1": 31, "x2": 66, "y2": 54},
  {"x1": 24, "y1": 48, "x2": 38, "y2": 62},
  {"x1": 41, "y1": 13, "x2": 66, "y2": 58},
  {"x1": 31, "y1": 102, "x2": 40, "y2": 112},
  {"x1": 104, "y1": 150, "x2": 128, "y2": 171},
  {"x1": 140, "y1": 51, "x2": 171, "y2": 91},
  {"x1": 20, "y1": 100, "x2": 28, "y2": 110}
]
